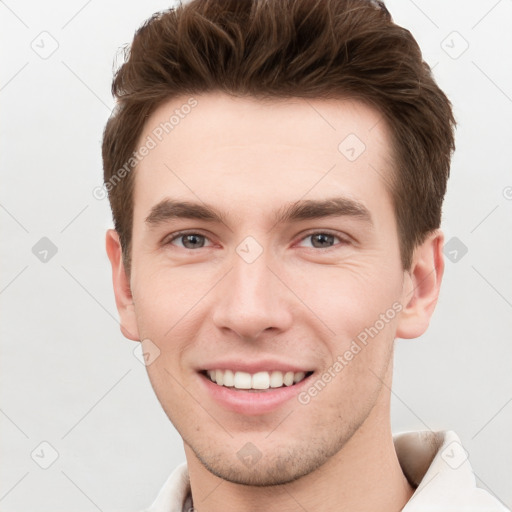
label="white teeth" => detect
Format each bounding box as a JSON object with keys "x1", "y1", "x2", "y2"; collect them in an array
[
  {"x1": 293, "y1": 371, "x2": 306, "y2": 383},
  {"x1": 206, "y1": 369, "x2": 309, "y2": 390},
  {"x1": 223, "y1": 369, "x2": 234, "y2": 387},
  {"x1": 269, "y1": 371, "x2": 283, "y2": 388},
  {"x1": 252, "y1": 371, "x2": 270, "y2": 390},
  {"x1": 233, "y1": 371, "x2": 252, "y2": 389},
  {"x1": 283, "y1": 371, "x2": 294, "y2": 386}
]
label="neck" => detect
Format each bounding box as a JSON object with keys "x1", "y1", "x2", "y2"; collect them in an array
[{"x1": 185, "y1": 365, "x2": 414, "y2": 511}]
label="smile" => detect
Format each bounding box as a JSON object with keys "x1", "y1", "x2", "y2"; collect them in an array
[
  {"x1": 199, "y1": 362, "x2": 315, "y2": 414},
  {"x1": 204, "y1": 369, "x2": 312, "y2": 391}
]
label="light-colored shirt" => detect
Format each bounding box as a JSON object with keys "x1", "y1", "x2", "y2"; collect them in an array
[{"x1": 142, "y1": 430, "x2": 509, "y2": 512}]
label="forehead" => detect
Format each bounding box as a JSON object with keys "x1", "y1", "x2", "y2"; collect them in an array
[{"x1": 132, "y1": 92, "x2": 395, "y2": 223}]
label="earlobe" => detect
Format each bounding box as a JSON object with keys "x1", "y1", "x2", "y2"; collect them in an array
[
  {"x1": 105, "y1": 229, "x2": 140, "y2": 341},
  {"x1": 396, "y1": 230, "x2": 445, "y2": 340}
]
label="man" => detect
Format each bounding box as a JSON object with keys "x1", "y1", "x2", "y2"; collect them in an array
[{"x1": 102, "y1": 0, "x2": 509, "y2": 510}]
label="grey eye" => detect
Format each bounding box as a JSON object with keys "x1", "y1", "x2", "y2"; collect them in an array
[
  {"x1": 170, "y1": 233, "x2": 209, "y2": 249},
  {"x1": 309, "y1": 233, "x2": 336, "y2": 248}
]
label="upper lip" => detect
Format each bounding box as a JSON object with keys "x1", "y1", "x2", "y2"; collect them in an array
[{"x1": 198, "y1": 359, "x2": 313, "y2": 374}]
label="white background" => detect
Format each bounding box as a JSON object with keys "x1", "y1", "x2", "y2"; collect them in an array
[{"x1": 1, "y1": 0, "x2": 511, "y2": 510}]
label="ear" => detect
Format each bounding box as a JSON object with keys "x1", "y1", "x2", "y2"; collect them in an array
[
  {"x1": 105, "y1": 229, "x2": 140, "y2": 341},
  {"x1": 396, "y1": 229, "x2": 445, "y2": 339}
]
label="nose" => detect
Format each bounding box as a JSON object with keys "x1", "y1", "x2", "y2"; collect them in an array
[{"x1": 212, "y1": 248, "x2": 293, "y2": 342}]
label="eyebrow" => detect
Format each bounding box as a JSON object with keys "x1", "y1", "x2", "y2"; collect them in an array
[{"x1": 145, "y1": 196, "x2": 373, "y2": 228}]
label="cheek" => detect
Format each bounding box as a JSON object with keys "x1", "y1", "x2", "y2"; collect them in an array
[
  {"x1": 131, "y1": 262, "x2": 205, "y2": 337},
  {"x1": 131, "y1": 266, "x2": 215, "y2": 393},
  {"x1": 300, "y1": 313, "x2": 396, "y2": 420},
  {"x1": 289, "y1": 259, "x2": 402, "y2": 333},
  {"x1": 291, "y1": 262, "x2": 401, "y2": 394}
]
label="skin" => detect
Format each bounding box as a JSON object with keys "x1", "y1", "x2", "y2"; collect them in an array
[{"x1": 106, "y1": 92, "x2": 444, "y2": 511}]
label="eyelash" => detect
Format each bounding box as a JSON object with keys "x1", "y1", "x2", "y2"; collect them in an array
[{"x1": 164, "y1": 230, "x2": 350, "y2": 251}]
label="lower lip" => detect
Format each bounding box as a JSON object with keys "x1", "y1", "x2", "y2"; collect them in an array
[{"x1": 199, "y1": 372, "x2": 313, "y2": 415}]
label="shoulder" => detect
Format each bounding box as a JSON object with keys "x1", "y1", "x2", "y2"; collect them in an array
[
  {"x1": 140, "y1": 462, "x2": 190, "y2": 512},
  {"x1": 395, "y1": 430, "x2": 510, "y2": 511}
]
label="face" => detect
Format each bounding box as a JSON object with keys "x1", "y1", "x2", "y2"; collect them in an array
[{"x1": 108, "y1": 92, "x2": 437, "y2": 486}]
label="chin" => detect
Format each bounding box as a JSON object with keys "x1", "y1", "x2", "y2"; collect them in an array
[
  {"x1": 187, "y1": 429, "x2": 353, "y2": 487},
  {"x1": 198, "y1": 455, "x2": 319, "y2": 487}
]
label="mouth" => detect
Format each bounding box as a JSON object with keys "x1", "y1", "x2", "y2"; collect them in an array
[
  {"x1": 197, "y1": 361, "x2": 316, "y2": 414},
  {"x1": 201, "y1": 369, "x2": 314, "y2": 392}
]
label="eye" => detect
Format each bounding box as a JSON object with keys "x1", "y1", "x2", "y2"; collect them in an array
[
  {"x1": 165, "y1": 231, "x2": 213, "y2": 249},
  {"x1": 163, "y1": 230, "x2": 349, "y2": 251},
  {"x1": 297, "y1": 231, "x2": 348, "y2": 250}
]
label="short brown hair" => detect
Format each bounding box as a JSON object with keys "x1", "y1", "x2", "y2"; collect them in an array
[{"x1": 102, "y1": 0, "x2": 456, "y2": 274}]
